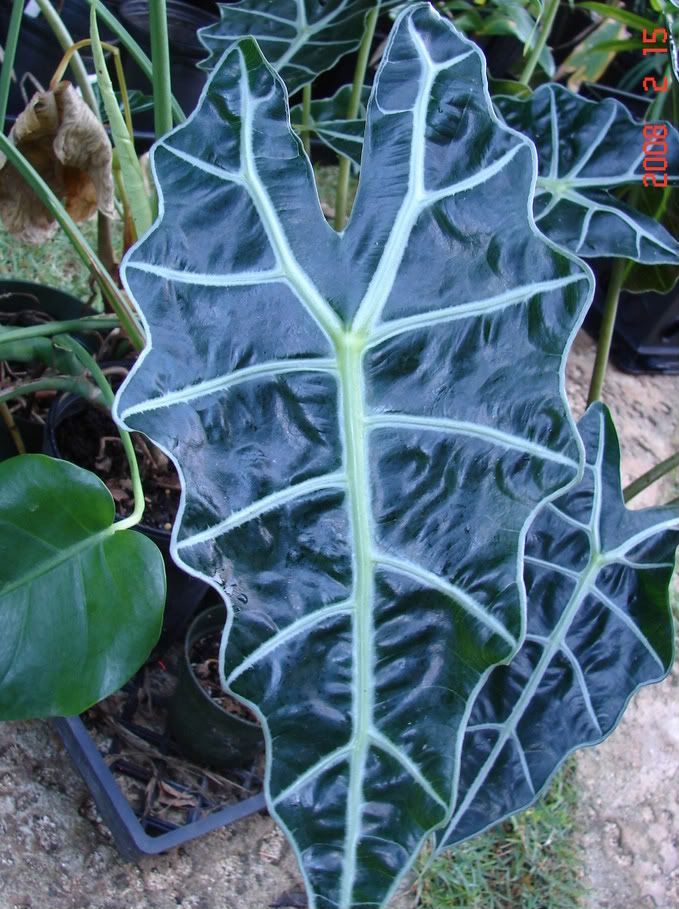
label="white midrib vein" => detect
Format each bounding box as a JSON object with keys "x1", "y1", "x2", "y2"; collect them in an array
[{"x1": 224, "y1": 55, "x2": 382, "y2": 906}]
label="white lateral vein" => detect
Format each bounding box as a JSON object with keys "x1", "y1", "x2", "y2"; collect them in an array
[
  {"x1": 177, "y1": 471, "x2": 347, "y2": 550},
  {"x1": 160, "y1": 143, "x2": 245, "y2": 185},
  {"x1": 564, "y1": 189, "x2": 679, "y2": 255},
  {"x1": 592, "y1": 585, "x2": 665, "y2": 672},
  {"x1": 513, "y1": 732, "x2": 535, "y2": 795},
  {"x1": 559, "y1": 641, "x2": 602, "y2": 735},
  {"x1": 366, "y1": 414, "x2": 577, "y2": 467},
  {"x1": 368, "y1": 274, "x2": 587, "y2": 347},
  {"x1": 227, "y1": 600, "x2": 354, "y2": 686},
  {"x1": 120, "y1": 358, "x2": 337, "y2": 418},
  {"x1": 374, "y1": 552, "x2": 517, "y2": 650},
  {"x1": 524, "y1": 556, "x2": 580, "y2": 581},
  {"x1": 369, "y1": 729, "x2": 447, "y2": 810},
  {"x1": 126, "y1": 261, "x2": 284, "y2": 287},
  {"x1": 272, "y1": 744, "x2": 352, "y2": 807}
]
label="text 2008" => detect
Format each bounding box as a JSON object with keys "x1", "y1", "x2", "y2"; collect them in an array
[{"x1": 642, "y1": 27, "x2": 671, "y2": 188}]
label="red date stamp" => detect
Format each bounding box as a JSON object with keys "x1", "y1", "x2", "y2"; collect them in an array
[{"x1": 641, "y1": 27, "x2": 671, "y2": 188}]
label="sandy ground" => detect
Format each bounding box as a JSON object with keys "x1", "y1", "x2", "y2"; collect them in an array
[
  {"x1": 0, "y1": 330, "x2": 677, "y2": 909},
  {"x1": 567, "y1": 333, "x2": 679, "y2": 909}
]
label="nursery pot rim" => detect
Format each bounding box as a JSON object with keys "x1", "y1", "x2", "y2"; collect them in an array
[
  {"x1": 44, "y1": 386, "x2": 173, "y2": 540},
  {"x1": 182, "y1": 603, "x2": 261, "y2": 731}
]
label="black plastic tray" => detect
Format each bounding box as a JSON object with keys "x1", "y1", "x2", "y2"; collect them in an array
[{"x1": 51, "y1": 657, "x2": 267, "y2": 860}]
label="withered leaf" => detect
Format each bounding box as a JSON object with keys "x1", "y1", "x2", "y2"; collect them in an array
[{"x1": 0, "y1": 81, "x2": 115, "y2": 243}]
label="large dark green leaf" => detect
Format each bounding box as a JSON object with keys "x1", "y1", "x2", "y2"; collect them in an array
[
  {"x1": 495, "y1": 84, "x2": 679, "y2": 263},
  {"x1": 198, "y1": 0, "x2": 392, "y2": 93},
  {"x1": 436, "y1": 403, "x2": 679, "y2": 851},
  {"x1": 0, "y1": 455, "x2": 165, "y2": 719},
  {"x1": 115, "y1": 6, "x2": 592, "y2": 907}
]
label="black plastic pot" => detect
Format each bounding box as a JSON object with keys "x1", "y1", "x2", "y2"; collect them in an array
[
  {"x1": 45, "y1": 392, "x2": 210, "y2": 651},
  {"x1": 167, "y1": 603, "x2": 264, "y2": 770},
  {"x1": 0, "y1": 280, "x2": 94, "y2": 456},
  {"x1": 117, "y1": 0, "x2": 219, "y2": 135},
  {"x1": 0, "y1": 1, "x2": 118, "y2": 124}
]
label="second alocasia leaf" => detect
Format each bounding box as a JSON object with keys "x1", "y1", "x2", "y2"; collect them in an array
[
  {"x1": 437, "y1": 403, "x2": 679, "y2": 851},
  {"x1": 115, "y1": 5, "x2": 592, "y2": 908}
]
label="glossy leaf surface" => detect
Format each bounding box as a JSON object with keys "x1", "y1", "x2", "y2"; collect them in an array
[
  {"x1": 437, "y1": 404, "x2": 679, "y2": 851},
  {"x1": 199, "y1": 0, "x2": 391, "y2": 93},
  {"x1": 495, "y1": 84, "x2": 679, "y2": 263},
  {"x1": 0, "y1": 455, "x2": 165, "y2": 719},
  {"x1": 115, "y1": 6, "x2": 591, "y2": 907}
]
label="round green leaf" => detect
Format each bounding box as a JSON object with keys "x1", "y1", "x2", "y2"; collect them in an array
[{"x1": 0, "y1": 454, "x2": 165, "y2": 719}]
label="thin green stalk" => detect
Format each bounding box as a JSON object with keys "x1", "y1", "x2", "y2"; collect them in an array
[
  {"x1": 0, "y1": 376, "x2": 100, "y2": 405},
  {"x1": 520, "y1": 0, "x2": 560, "y2": 86},
  {"x1": 149, "y1": 0, "x2": 173, "y2": 138},
  {"x1": 0, "y1": 134, "x2": 144, "y2": 351},
  {"x1": 624, "y1": 451, "x2": 679, "y2": 503},
  {"x1": 84, "y1": 0, "x2": 185, "y2": 124},
  {"x1": 0, "y1": 0, "x2": 24, "y2": 127},
  {"x1": 0, "y1": 401, "x2": 25, "y2": 454},
  {"x1": 587, "y1": 259, "x2": 625, "y2": 405},
  {"x1": 90, "y1": 9, "x2": 153, "y2": 236},
  {"x1": 59, "y1": 337, "x2": 145, "y2": 530},
  {"x1": 97, "y1": 212, "x2": 116, "y2": 276},
  {"x1": 51, "y1": 39, "x2": 135, "y2": 136},
  {"x1": 34, "y1": 0, "x2": 98, "y2": 114},
  {"x1": 302, "y1": 83, "x2": 312, "y2": 155},
  {"x1": 0, "y1": 316, "x2": 119, "y2": 344},
  {"x1": 334, "y1": 6, "x2": 379, "y2": 230}
]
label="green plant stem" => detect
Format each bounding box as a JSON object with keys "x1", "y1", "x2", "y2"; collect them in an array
[
  {"x1": 0, "y1": 134, "x2": 144, "y2": 351},
  {"x1": 98, "y1": 213, "x2": 116, "y2": 275},
  {"x1": 0, "y1": 316, "x2": 119, "y2": 344},
  {"x1": 59, "y1": 337, "x2": 146, "y2": 530},
  {"x1": 519, "y1": 0, "x2": 559, "y2": 86},
  {"x1": 0, "y1": 376, "x2": 100, "y2": 405},
  {"x1": 0, "y1": 401, "x2": 25, "y2": 454},
  {"x1": 624, "y1": 451, "x2": 679, "y2": 503},
  {"x1": 302, "y1": 83, "x2": 312, "y2": 155},
  {"x1": 84, "y1": 0, "x2": 185, "y2": 124},
  {"x1": 90, "y1": 10, "x2": 153, "y2": 237},
  {"x1": 149, "y1": 0, "x2": 173, "y2": 138},
  {"x1": 334, "y1": 6, "x2": 378, "y2": 230},
  {"x1": 34, "y1": 0, "x2": 98, "y2": 114},
  {"x1": 0, "y1": 0, "x2": 24, "y2": 127},
  {"x1": 587, "y1": 259, "x2": 625, "y2": 405}
]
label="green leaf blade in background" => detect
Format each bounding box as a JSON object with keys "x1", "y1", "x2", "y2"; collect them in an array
[
  {"x1": 290, "y1": 84, "x2": 369, "y2": 165},
  {"x1": 436, "y1": 403, "x2": 679, "y2": 852},
  {"x1": 115, "y1": 6, "x2": 592, "y2": 907},
  {"x1": 495, "y1": 84, "x2": 679, "y2": 263},
  {"x1": 0, "y1": 455, "x2": 165, "y2": 720},
  {"x1": 198, "y1": 0, "x2": 395, "y2": 93}
]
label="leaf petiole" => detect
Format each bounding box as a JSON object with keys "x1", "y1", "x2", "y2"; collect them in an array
[{"x1": 57, "y1": 338, "x2": 146, "y2": 531}]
